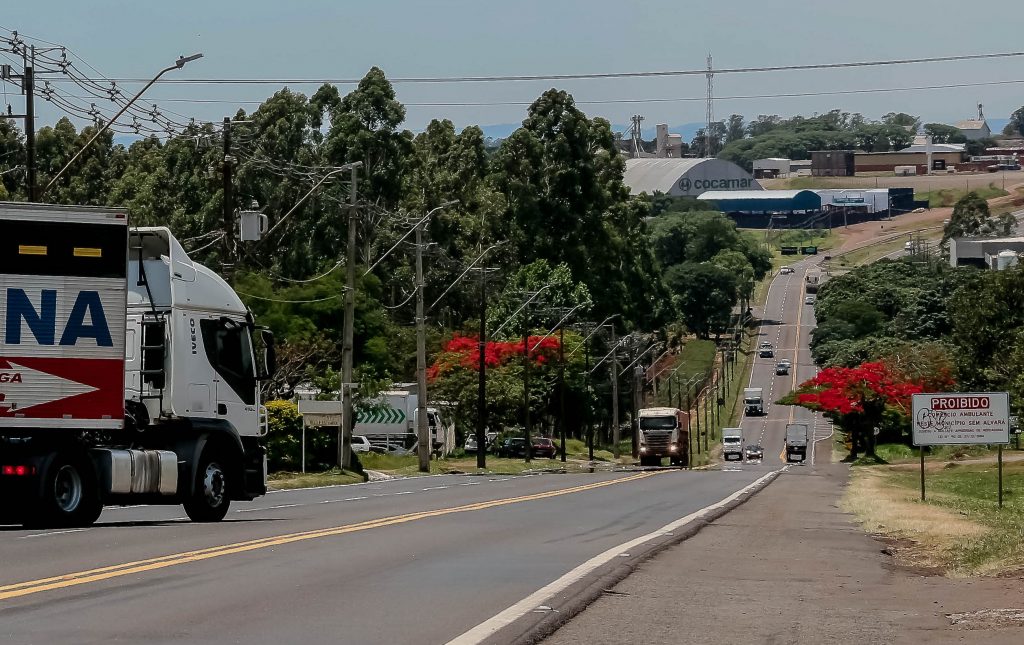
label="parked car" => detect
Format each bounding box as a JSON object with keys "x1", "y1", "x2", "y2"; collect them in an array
[
  {"x1": 464, "y1": 435, "x2": 481, "y2": 454},
  {"x1": 532, "y1": 437, "x2": 557, "y2": 459},
  {"x1": 497, "y1": 438, "x2": 528, "y2": 458},
  {"x1": 744, "y1": 444, "x2": 764, "y2": 461},
  {"x1": 775, "y1": 361, "x2": 790, "y2": 375},
  {"x1": 351, "y1": 436, "x2": 372, "y2": 453},
  {"x1": 804, "y1": 295, "x2": 816, "y2": 305}
]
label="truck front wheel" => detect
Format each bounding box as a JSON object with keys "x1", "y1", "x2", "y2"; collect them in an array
[
  {"x1": 184, "y1": 452, "x2": 231, "y2": 522},
  {"x1": 30, "y1": 452, "x2": 102, "y2": 528}
]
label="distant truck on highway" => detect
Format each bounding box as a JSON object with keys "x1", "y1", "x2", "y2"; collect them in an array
[
  {"x1": 785, "y1": 423, "x2": 809, "y2": 463},
  {"x1": 637, "y1": 407, "x2": 689, "y2": 467},
  {"x1": 354, "y1": 387, "x2": 455, "y2": 456},
  {"x1": 0, "y1": 202, "x2": 275, "y2": 528},
  {"x1": 744, "y1": 388, "x2": 764, "y2": 416},
  {"x1": 722, "y1": 427, "x2": 744, "y2": 461}
]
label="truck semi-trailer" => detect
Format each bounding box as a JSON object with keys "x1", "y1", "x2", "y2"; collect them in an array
[
  {"x1": 353, "y1": 388, "x2": 455, "y2": 456},
  {"x1": 0, "y1": 203, "x2": 274, "y2": 527},
  {"x1": 637, "y1": 407, "x2": 689, "y2": 467}
]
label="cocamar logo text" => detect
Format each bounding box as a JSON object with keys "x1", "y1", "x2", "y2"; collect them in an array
[{"x1": 679, "y1": 177, "x2": 754, "y2": 192}]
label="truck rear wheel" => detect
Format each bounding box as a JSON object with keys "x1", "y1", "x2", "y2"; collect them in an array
[
  {"x1": 29, "y1": 452, "x2": 103, "y2": 528},
  {"x1": 184, "y1": 452, "x2": 231, "y2": 522}
]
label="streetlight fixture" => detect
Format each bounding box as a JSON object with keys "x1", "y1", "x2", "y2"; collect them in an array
[{"x1": 40, "y1": 53, "x2": 203, "y2": 200}]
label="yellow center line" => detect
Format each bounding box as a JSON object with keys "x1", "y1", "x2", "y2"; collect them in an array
[
  {"x1": 0, "y1": 471, "x2": 661, "y2": 602},
  {"x1": 780, "y1": 267, "x2": 807, "y2": 462}
]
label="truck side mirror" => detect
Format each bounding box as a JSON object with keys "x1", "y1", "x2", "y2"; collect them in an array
[{"x1": 258, "y1": 329, "x2": 276, "y2": 380}]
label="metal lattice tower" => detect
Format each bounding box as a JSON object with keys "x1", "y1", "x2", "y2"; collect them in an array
[{"x1": 705, "y1": 53, "x2": 715, "y2": 157}]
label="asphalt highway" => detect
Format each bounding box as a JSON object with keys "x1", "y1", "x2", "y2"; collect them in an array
[
  {"x1": 0, "y1": 261, "x2": 820, "y2": 645},
  {"x1": 1, "y1": 467, "x2": 777, "y2": 644},
  {"x1": 740, "y1": 257, "x2": 829, "y2": 467}
]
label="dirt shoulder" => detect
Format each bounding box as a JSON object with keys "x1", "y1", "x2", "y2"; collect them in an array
[{"x1": 543, "y1": 463, "x2": 1024, "y2": 645}]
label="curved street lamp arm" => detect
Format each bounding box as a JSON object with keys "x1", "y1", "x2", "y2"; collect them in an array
[{"x1": 40, "y1": 54, "x2": 203, "y2": 200}]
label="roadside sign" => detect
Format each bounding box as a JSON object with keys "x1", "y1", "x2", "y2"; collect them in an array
[
  {"x1": 912, "y1": 392, "x2": 1010, "y2": 446},
  {"x1": 298, "y1": 399, "x2": 344, "y2": 427}
]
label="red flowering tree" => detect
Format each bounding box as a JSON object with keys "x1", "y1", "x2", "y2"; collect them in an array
[
  {"x1": 778, "y1": 361, "x2": 945, "y2": 460},
  {"x1": 428, "y1": 333, "x2": 578, "y2": 435}
]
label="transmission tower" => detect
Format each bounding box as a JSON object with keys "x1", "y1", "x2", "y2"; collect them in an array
[{"x1": 705, "y1": 53, "x2": 715, "y2": 157}]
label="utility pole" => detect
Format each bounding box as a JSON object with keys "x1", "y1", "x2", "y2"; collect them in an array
[
  {"x1": 415, "y1": 216, "x2": 430, "y2": 473},
  {"x1": 340, "y1": 165, "x2": 359, "y2": 471},
  {"x1": 476, "y1": 267, "x2": 488, "y2": 469},
  {"x1": 558, "y1": 325, "x2": 567, "y2": 463},
  {"x1": 1, "y1": 46, "x2": 36, "y2": 200},
  {"x1": 611, "y1": 327, "x2": 620, "y2": 459},
  {"x1": 221, "y1": 117, "x2": 234, "y2": 275},
  {"x1": 523, "y1": 325, "x2": 532, "y2": 463},
  {"x1": 584, "y1": 329, "x2": 593, "y2": 461}
]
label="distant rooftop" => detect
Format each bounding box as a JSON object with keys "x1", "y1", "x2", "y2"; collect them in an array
[{"x1": 955, "y1": 119, "x2": 988, "y2": 131}]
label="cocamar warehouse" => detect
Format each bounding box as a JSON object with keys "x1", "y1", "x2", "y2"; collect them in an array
[{"x1": 623, "y1": 158, "x2": 923, "y2": 228}]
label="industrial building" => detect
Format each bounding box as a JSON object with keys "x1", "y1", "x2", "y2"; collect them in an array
[
  {"x1": 811, "y1": 150, "x2": 855, "y2": 177},
  {"x1": 955, "y1": 119, "x2": 991, "y2": 141},
  {"x1": 623, "y1": 158, "x2": 761, "y2": 197},
  {"x1": 949, "y1": 237, "x2": 1024, "y2": 269},
  {"x1": 814, "y1": 189, "x2": 891, "y2": 213},
  {"x1": 698, "y1": 190, "x2": 821, "y2": 213},
  {"x1": 854, "y1": 149, "x2": 966, "y2": 174}
]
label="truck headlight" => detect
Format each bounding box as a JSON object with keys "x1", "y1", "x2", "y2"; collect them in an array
[
  {"x1": 639, "y1": 447, "x2": 647, "y2": 453},
  {"x1": 669, "y1": 444, "x2": 678, "y2": 452}
]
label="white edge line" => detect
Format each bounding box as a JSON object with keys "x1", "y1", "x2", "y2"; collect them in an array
[{"x1": 445, "y1": 467, "x2": 786, "y2": 645}]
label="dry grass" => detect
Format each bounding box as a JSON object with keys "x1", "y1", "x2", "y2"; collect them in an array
[{"x1": 843, "y1": 468, "x2": 988, "y2": 573}]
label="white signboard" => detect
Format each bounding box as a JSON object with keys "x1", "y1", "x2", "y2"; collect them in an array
[
  {"x1": 912, "y1": 392, "x2": 1010, "y2": 446},
  {"x1": 298, "y1": 400, "x2": 344, "y2": 428}
]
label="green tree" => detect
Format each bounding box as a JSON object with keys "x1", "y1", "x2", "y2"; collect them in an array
[
  {"x1": 1005, "y1": 106, "x2": 1024, "y2": 137},
  {"x1": 923, "y1": 123, "x2": 964, "y2": 144},
  {"x1": 942, "y1": 191, "x2": 1014, "y2": 243},
  {"x1": 881, "y1": 112, "x2": 921, "y2": 132},
  {"x1": 664, "y1": 262, "x2": 737, "y2": 339},
  {"x1": 950, "y1": 268, "x2": 1024, "y2": 391},
  {"x1": 724, "y1": 114, "x2": 745, "y2": 144}
]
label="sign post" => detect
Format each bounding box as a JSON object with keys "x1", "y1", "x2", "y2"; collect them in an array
[
  {"x1": 298, "y1": 400, "x2": 345, "y2": 474},
  {"x1": 912, "y1": 392, "x2": 1010, "y2": 507}
]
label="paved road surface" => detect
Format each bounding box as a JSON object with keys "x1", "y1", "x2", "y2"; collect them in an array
[
  {"x1": 740, "y1": 258, "x2": 829, "y2": 466},
  {"x1": 0, "y1": 254, "x2": 816, "y2": 645},
  {"x1": 1, "y1": 468, "x2": 776, "y2": 644}
]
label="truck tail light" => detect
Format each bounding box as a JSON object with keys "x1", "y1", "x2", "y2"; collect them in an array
[{"x1": 1, "y1": 464, "x2": 36, "y2": 476}]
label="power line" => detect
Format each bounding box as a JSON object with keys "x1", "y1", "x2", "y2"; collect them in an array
[
  {"x1": 54, "y1": 77, "x2": 1024, "y2": 109},
  {"x1": 30, "y1": 51, "x2": 1024, "y2": 86}
]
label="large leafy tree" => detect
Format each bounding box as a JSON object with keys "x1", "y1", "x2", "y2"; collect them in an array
[
  {"x1": 664, "y1": 262, "x2": 737, "y2": 339},
  {"x1": 950, "y1": 268, "x2": 1024, "y2": 391},
  {"x1": 1004, "y1": 106, "x2": 1024, "y2": 137},
  {"x1": 942, "y1": 191, "x2": 1014, "y2": 243},
  {"x1": 490, "y1": 89, "x2": 658, "y2": 326}
]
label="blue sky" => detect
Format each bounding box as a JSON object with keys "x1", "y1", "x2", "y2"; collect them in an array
[{"x1": 2, "y1": 0, "x2": 1020, "y2": 136}]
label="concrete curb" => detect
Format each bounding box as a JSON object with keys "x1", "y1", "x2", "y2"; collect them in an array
[{"x1": 501, "y1": 467, "x2": 786, "y2": 645}]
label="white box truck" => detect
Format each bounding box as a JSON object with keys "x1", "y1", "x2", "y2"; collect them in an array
[
  {"x1": 744, "y1": 388, "x2": 764, "y2": 416},
  {"x1": 0, "y1": 203, "x2": 274, "y2": 528},
  {"x1": 354, "y1": 388, "x2": 455, "y2": 456},
  {"x1": 722, "y1": 427, "x2": 744, "y2": 461}
]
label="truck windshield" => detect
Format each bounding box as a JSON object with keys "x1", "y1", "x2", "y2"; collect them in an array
[
  {"x1": 723, "y1": 437, "x2": 741, "y2": 444},
  {"x1": 201, "y1": 319, "x2": 256, "y2": 405},
  {"x1": 744, "y1": 397, "x2": 760, "y2": 403},
  {"x1": 639, "y1": 416, "x2": 676, "y2": 430}
]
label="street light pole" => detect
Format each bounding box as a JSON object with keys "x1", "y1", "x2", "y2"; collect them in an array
[{"x1": 39, "y1": 53, "x2": 203, "y2": 200}]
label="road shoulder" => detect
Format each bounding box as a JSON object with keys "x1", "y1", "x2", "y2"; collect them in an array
[{"x1": 543, "y1": 463, "x2": 1024, "y2": 645}]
